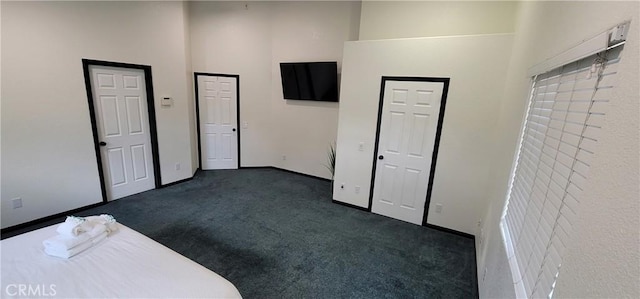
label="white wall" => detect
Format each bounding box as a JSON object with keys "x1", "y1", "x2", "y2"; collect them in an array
[
  {"x1": 333, "y1": 34, "x2": 514, "y2": 235},
  {"x1": 0, "y1": 2, "x2": 2, "y2": 207},
  {"x1": 183, "y1": 1, "x2": 197, "y2": 174},
  {"x1": 359, "y1": 1, "x2": 518, "y2": 40},
  {"x1": 1, "y1": 1, "x2": 194, "y2": 228},
  {"x1": 270, "y1": 1, "x2": 361, "y2": 178},
  {"x1": 479, "y1": 1, "x2": 640, "y2": 298},
  {"x1": 189, "y1": 1, "x2": 274, "y2": 167},
  {"x1": 190, "y1": 1, "x2": 361, "y2": 178}
]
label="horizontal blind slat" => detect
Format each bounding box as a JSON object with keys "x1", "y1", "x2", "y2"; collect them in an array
[{"x1": 503, "y1": 49, "x2": 620, "y2": 298}]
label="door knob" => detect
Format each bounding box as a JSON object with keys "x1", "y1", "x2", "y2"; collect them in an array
[
  {"x1": 99, "y1": 141, "x2": 107, "y2": 146},
  {"x1": 232, "y1": 128, "x2": 237, "y2": 132},
  {"x1": 378, "y1": 155, "x2": 384, "y2": 160}
]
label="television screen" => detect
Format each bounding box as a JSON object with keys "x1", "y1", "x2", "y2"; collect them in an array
[{"x1": 280, "y1": 62, "x2": 338, "y2": 102}]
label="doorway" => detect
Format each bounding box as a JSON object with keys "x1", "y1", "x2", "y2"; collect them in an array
[
  {"x1": 83, "y1": 59, "x2": 161, "y2": 201},
  {"x1": 194, "y1": 73, "x2": 240, "y2": 170},
  {"x1": 369, "y1": 76, "x2": 449, "y2": 225}
]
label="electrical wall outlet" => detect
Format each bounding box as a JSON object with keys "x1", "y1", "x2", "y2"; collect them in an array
[
  {"x1": 12, "y1": 197, "x2": 23, "y2": 209},
  {"x1": 175, "y1": 163, "x2": 181, "y2": 171},
  {"x1": 483, "y1": 267, "x2": 488, "y2": 282},
  {"x1": 282, "y1": 155, "x2": 287, "y2": 161},
  {"x1": 358, "y1": 142, "x2": 364, "y2": 151},
  {"x1": 355, "y1": 185, "x2": 361, "y2": 194},
  {"x1": 435, "y1": 203, "x2": 443, "y2": 213}
]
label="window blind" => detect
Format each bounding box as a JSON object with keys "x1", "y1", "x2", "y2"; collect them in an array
[{"x1": 502, "y1": 45, "x2": 623, "y2": 298}]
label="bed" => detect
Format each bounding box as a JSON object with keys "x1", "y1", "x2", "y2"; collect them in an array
[{"x1": 1, "y1": 224, "x2": 242, "y2": 298}]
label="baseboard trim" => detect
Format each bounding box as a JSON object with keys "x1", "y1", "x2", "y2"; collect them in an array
[
  {"x1": 423, "y1": 223, "x2": 475, "y2": 239},
  {"x1": 239, "y1": 166, "x2": 331, "y2": 182},
  {"x1": 239, "y1": 166, "x2": 271, "y2": 169},
  {"x1": 2, "y1": 169, "x2": 201, "y2": 236},
  {"x1": 331, "y1": 199, "x2": 369, "y2": 211},
  {"x1": 161, "y1": 176, "x2": 194, "y2": 188},
  {"x1": 273, "y1": 167, "x2": 331, "y2": 182},
  {"x1": 473, "y1": 241, "x2": 480, "y2": 299},
  {"x1": 1, "y1": 201, "x2": 106, "y2": 236},
  {"x1": 160, "y1": 168, "x2": 201, "y2": 188}
]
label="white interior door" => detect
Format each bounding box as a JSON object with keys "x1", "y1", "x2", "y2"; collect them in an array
[
  {"x1": 197, "y1": 75, "x2": 238, "y2": 170},
  {"x1": 90, "y1": 66, "x2": 156, "y2": 200},
  {"x1": 371, "y1": 80, "x2": 444, "y2": 225}
]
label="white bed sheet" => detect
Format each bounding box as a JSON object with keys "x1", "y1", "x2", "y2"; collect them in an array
[{"x1": 1, "y1": 224, "x2": 242, "y2": 298}]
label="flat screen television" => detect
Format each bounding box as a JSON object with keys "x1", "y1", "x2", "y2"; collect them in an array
[{"x1": 279, "y1": 62, "x2": 338, "y2": 102}]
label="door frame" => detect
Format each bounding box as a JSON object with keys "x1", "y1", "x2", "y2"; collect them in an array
[
  {"x1": 193, "y1": 72, "x2": 241, "y2": 170},
  {"x1": 368, "y1": 76, "x2": 450, "y2": 226},
  {"x1": 82, "y1": 59, "x2": 162, "y2": 202}
]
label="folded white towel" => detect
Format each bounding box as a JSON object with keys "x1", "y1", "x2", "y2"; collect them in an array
[
  {"x1": 100, "y1": 214, "x2": 116, "y2": 223},
  {"x1": 85, "y1": 214, "x2": 118, "y2": 234},
  {"x1": 105, "y1": 222, "x2": 118, "y2": 234},
  {"x1": 87, "y1": 223, "x2": 107, "y2": 238},
  {"x1": 42, "y1": 234, "x2": 91, "y2": 251},
  {"x1": 43, "y1": 215, "x2": 115, "y2": 259},
  {"x1": 102, "y1": 214, "x2": 118, "y2": 233},
  {"x1": 56, "y1": 221, "x2": 86, "y2": 237},
  {"x1": 84, "y1": 215, "x2": 101, "y2": 223},
  {"x1": 85, "y1": 214, "x2": 115, "y2": 223},
  {"x1": 44, "y1": 239, "x2": 93, "y2": 259},
  {"x1": 91, "y1": 231, "x2": 108, "y2": 244},
  {"x1": 66, "y1": 215, "x2": 85, "y2": 225}
]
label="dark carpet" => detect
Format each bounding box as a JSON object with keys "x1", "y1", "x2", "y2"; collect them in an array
[{"x1": 2, "y1": 168, "x2": 478, "y2": 298}]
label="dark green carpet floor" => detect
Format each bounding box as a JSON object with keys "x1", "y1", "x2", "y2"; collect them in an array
[{"x1": 2, "y1": 168, "x2": 478, "y2": 298}]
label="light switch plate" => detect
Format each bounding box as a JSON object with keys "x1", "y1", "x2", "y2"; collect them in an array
[{"x1": 161, "y1": 97, "x2": 172, "y2": 107}]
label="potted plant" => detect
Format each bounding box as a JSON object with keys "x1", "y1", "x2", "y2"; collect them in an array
[{"x1": 325, "y1": 142, "x2": 336, "y2": 189}]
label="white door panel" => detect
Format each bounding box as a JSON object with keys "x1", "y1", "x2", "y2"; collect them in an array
[
  {"x1": 197, "y1": 75, "x2": 238, "y2": 170},
  {"x1": 107, "y1": 148, "x2": 126, "y2": 186},
  {"x1": 131, "y1": 144, "x2": 149, "y2": 181},
  {"x1": 90, "y1": 66, "x2": 155, "y2": 200},
  {"x1": 372, "y1": 80, "x2": 444, "y2": 225},
  {"x1": 125, "y1": 96, "x2": 144, "y2": 134}
]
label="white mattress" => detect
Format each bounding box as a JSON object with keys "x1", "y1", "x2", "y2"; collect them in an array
[{"x1": 1, "y1": 224, "x2": 242, "y2": 298}]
